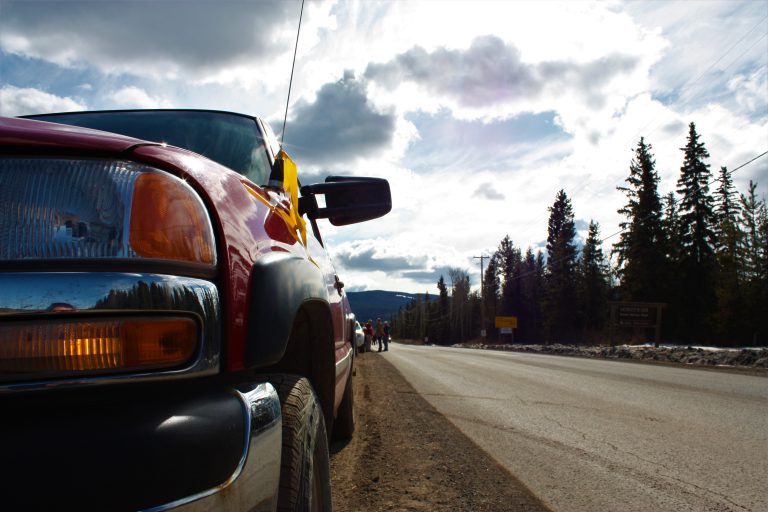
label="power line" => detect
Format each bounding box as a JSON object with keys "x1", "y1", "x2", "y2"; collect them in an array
[{"x1": 730, "y1": 150, "x2": 768, "y2": 174}]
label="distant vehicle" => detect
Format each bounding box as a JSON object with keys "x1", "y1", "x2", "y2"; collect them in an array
[
  {"x1": 354, "y1": 320, "x2": 365, "y2": 352},
  {"x1": 0, "y1": 109, "x2": 391, "y2": 510}
]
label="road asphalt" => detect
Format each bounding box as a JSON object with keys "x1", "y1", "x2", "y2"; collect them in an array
[
  {"x1": 330, "y1": 350, "x2": 549, "y2": 511},
  {"x1": 383, "y1": 343, "x2": 768, "y2": 512}
]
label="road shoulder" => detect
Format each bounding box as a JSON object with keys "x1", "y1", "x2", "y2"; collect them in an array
[{"x1": 330, "y1": 351, "x2": 550, "y2": 512}]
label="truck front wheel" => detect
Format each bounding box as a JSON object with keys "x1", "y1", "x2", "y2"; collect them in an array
[{"x1": 269, "y1": 374, "x2": 332, "y2": 512}]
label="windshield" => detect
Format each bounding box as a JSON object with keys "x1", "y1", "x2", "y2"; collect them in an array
[{"x1": 26, "y1": 110, "x2": 273, "y2": 185}]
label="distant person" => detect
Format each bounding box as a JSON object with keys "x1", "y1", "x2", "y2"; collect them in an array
[
  {"x1": 369, "y1": 319, "x2": 377, "y2": 349},
  {"x1": 375, "y1": 318, "x2": 385, "y2": 352},
  {"x1": 364, "y1": 319, "x2": 373, "y2": 352},
  {"x1": 382, "y1": 321, "x2": 390, "y2": 351}
]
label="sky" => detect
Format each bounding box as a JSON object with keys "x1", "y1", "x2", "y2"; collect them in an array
[{"x1": 1, "y1": 0, "x2": 766, "y2": 294}]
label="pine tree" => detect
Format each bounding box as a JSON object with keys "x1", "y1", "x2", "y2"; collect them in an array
[
  {"x1": 713, "y1": 166, "x2": 744, "y2": 342},
  {"x1": 436, "y1": 275, "x2": 449, "y2": 344},
  {"x1": 675, "y1": 122, "x2": 716, "y2": 340},
  {"x1": 658, "y1": 192, "x2": 684, "y2": 342},
  {"x1": 517, "y1": 248, "x2": 539, "y2": 342},
  {"x1": 544, "y1": 189, "x2": 578, "y2": 343},
  {"x1": 482, "y1": 253, "x2": 500, "y2": 341},
  {"x1": 579, "y1": 220, "x2": 609, "y2": 338},
  {"x1": 662, "y1": 192, "x2": 682, "y2": 266},
  {"x1": 757, "y1": 202, "x2": 768, "y2": 343},
  {"x1": 740, "y1": 181, "x2": 763, "y2": 282},
  {"x1": 496, "y1": 236, "x2": 518, "y2": 316},
  {"x1": 614, "y1": 138, "x2": 667, "y2": 302},
  {"x1": 533, "y1": 250, "x2": 546, "y2": 341},
  {"x1": 449, "y1": 268, "x2": 471, "y2": 343},
  {"x1": 740, "y1": 181, "x2": 768, "y2": 343}
]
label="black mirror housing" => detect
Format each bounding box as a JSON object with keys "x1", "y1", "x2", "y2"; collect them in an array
[{"x1": 299, "y1": 176, "x2": 391, "y2": 226}]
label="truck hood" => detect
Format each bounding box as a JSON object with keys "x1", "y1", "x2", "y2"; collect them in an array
[{"x1": 0, "y1": 116, "x2": 154, "y2": 154}]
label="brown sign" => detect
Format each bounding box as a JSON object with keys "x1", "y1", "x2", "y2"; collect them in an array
[{"x1": 616, "y1": 304, "x2": 658, "y2": 327}]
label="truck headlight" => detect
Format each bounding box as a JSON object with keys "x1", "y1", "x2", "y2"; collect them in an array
[{"x1": 0, "y1": 157, "x2": 216, "y2": 266}]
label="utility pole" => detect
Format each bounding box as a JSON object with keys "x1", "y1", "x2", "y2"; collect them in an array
[{"x1": 474, "y1": 255, "x2": 489, "y2": 340}]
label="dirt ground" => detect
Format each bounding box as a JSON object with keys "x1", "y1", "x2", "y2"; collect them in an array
[{"x1": 329, "y1": 351, "x2": 550, "y2": 512}]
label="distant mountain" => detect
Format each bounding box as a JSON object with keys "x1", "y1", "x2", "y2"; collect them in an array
[{"x1": 347, "y1": 290, "x2": 435, "y2": 323}]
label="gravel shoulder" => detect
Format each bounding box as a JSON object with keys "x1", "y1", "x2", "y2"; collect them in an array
[{"x1": 330, "y1": 351, "x2": 550, "y2": 512}]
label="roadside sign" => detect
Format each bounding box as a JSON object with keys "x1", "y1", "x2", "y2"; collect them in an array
[
  {"x1": 616, "y1": 304, "x2": 658, "y2": 327},
  {"x1": 480, "y1": 329, "x2": 487, "y2": 337},
  {"x1": 495, "y1": 316, "x2": 518, "y2": 328},
  {"x1": 608, "y1": 301, "x2": 667, "y2": 347},
  {"x1": 500, "y1": 327, "x2": 513, "y2": 334}
]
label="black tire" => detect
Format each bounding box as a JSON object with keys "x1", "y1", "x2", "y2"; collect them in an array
[
  {"x1": 331, "y1": 368, "x2": 355, "y2": 441},
  {"x1": 269, "y1": 374, "x2": 332, "y2": 512}
]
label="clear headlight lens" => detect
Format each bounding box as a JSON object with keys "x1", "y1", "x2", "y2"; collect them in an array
[{"x1": 0, "y1": 157, "x2": 215, "y2": 265}]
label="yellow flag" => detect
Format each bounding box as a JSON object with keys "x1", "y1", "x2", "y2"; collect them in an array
[{"x1": 276, "y1": 149, "x2": 307, "y2": 246}]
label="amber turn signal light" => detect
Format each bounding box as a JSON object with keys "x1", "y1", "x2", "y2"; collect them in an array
[
  {"x1": 0, "y1": 317, "x2": 197, "y2": 378},
  {"x1": 130, "y1": 173, "x2": 216, "y2": 265}
]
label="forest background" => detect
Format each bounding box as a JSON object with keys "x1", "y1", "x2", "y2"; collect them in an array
[{"x1": 392, "y1": 123, "x2": 767, "y2": 346}]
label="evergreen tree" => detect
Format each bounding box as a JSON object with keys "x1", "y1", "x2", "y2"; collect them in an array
[
  {"x1": 533, "y1": 250, "x2": 546, "y2": 341},
  {"x1": 420, "y1": 292, "x2": 431, "y2": 340},
  {"x1": 482, "y1": 253, "x2": 501, "y2": 341},
  {"x1": 436, "y1": 275, "x2": 449, "y2": 344},
  {"x1": 660, "y1": 192, "x2": 683, "y2": 342},
  {"x1": 497, "y1": 236, "x2": 521, "y2": 317},
  {"x1": 714, "y1": 167, "x2": 741, "y2": 251},
  {"x1": 449, "y1": 268, "x2": 471, "y2": 343},
  {"x1": 614, "y1": 138, "x2": 667, "y2": 301},
  {"x1": 662, "y1": 192, "x2": 682, "y2": 267},
  {"x1": 675, "y1": 122, "x2": 716, "y2": 340},
  {"x1": 468, "y1": 290, "x2": 482, "y2": 341},
  {"x1": 517, "y1": 248, "x2": 540, "y2": 342},
  {"x1": 579, "y1": 220, "x2": 609, "y2": 338},
  {"x1": 757, "y1": 202, "x2": 768, "y2": 343},
  {"x1": 740, "y1": 181, "x2": 764, "y2": 282},
  {"x1": 740, "y1": 181, "x2": 768, "y2": 343},
  {"x1": 544, "y1": 189, "x2": 578, "y2": 343},
  {"x1": 713, "y1": 166, "x2": 744, "y2": 342}
]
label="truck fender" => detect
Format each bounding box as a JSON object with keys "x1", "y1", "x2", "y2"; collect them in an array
[{"x1": 245, "y1": 252, "x2": 329, "y2": 369}]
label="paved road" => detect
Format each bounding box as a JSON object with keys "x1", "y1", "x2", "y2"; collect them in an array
[{"x1": 383, "y1": 343, "x2": 768, "y2": 512}]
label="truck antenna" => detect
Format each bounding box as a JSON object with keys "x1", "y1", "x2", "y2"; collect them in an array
[{"x1": 281, "y1": 0, "x2": 305, "y2": 147}]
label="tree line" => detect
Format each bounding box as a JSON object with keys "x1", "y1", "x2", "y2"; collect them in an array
[{"x1": 392, "y1": 122, "x2": 767, "y2": 346}]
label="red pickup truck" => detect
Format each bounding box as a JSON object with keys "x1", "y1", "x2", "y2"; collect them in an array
[{"x1": 0, "y1": 110, "x2": 391, "y2": 511}]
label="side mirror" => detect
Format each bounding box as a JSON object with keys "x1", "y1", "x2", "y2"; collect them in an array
[{"x1": 299, "y1": 176, "x2": 391, "y2": 226}]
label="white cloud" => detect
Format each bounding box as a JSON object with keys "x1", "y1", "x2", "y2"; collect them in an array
[
  {"x1": 365, "y1": 36, "x2": 640, "y2": 114},
  {"x1": 107, "y1": 86, "x2": 172, "y2": 109},
  {"x1": 0, "y1": 85, "x2": 85, "y2": 116},
  {"x1": 727, "y1": 67, "x2": 768, "y2": 118}
]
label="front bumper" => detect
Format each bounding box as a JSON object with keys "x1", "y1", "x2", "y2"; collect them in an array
[
  {"x1": 0, "y1": 272, "x2": 281, "y2": 510},
  {"x1": 1, "y1": 380, "x2": 281, "y2": 511}
]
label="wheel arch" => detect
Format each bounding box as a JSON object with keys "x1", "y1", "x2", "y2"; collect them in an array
[{"x1": 245, "y1": 252, "x2": 336, "y2": 433}]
